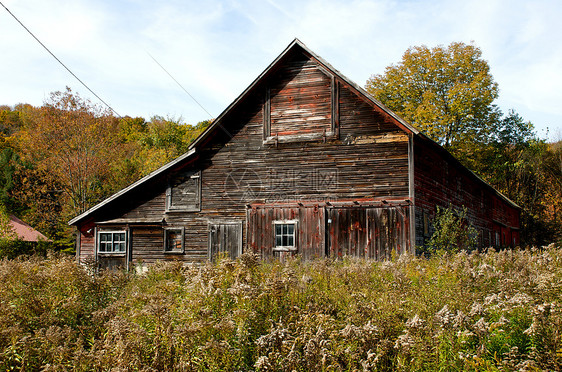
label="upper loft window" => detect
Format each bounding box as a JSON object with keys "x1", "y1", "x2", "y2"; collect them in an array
[
  {"x1": 263, "y1": 57, "x2": 339, "y2": 144},
  {"x1": 98, "y1": 231, "x2": 126, "y2": 253},
  {"x1": 166, "y1": 170, "x2": 201, "y2": 212}
]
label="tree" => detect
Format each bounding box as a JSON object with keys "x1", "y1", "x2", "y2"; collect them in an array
[
  {"x1": 15, "y1": 87, "x2": 122, "y2": 216},
  {"x1": 426, "y1": 206, "x2": 477, "y2": 254},
  {"x1": 366, "y1": 42, "x2": 499, "y2": 149}
]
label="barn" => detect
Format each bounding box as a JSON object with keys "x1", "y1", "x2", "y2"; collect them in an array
[{"x1": 69, "y1": 39, "x2": 520, "y2": 269}]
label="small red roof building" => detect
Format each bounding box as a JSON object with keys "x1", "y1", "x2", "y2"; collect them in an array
[{"x1": 6, "y1": 215, "x2": 50, "y2": 242}]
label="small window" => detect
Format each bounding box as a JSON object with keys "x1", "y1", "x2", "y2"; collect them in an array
[
  {"x1": 273, "y1": 221, "x2": 297, "y2": 251},
  {"x1": 166, "y1": 171, "x2": 201, "y2": 212},
  {"x1": 98, "y1": 231, "x2": 126, "y2": 253},
  {"x1": 164, "y1": 228, "x2": 184, "y2": 254},
  {"x1": 422, "y1": 211, "x2": 430, "y2": 237}
]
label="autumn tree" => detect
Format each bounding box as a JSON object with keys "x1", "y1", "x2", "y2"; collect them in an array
[
  {"x1": 15, "y1": 88, "x2": 122, "y2": 217},
  {"x1": 366, "y1": 42, "x2": 499, "y2": 150}
]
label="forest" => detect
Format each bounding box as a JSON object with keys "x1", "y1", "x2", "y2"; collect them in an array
[
  {"x1": 0, "y1": 87, "x2": 211, "y2": 255},
  {"x1": 0, "y1": 42, "x2": 561, "y2": 257}
]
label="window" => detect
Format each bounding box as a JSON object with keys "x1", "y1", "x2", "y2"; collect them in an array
[
  {"x1": 166, "y1": 171, "x2": 201, "y2": 212},
  {"x1": 164, "y1": 228, "x2": 184, "y2": 253},
  {"x1": 422, "y1": 210, "x2": 430, "y2": 237},
  {"x1": 274, "y1": 221, "x2": 297, "y2": 251},
  {"x1": 98, "y1": 231, "x2": 126, "y2": 253}
]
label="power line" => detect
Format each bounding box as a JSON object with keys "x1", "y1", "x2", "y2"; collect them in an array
[
  {"x1": 147, "y1": 51, "x2": 214, "y2": 120},
  {"x1": 0, "y1": 1, "x2": 121, "y2": 117}
]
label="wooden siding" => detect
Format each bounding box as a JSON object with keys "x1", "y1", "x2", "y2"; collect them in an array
[
  {"x1": 208, "y1": 222, "x2": 243, "y2": 261},
  {"x1": 130, "y1": 227, "x2": 164, "y2": 265},
  {"x1": 248, "y1": 206, "x2": 325, "y2": 260},
  {"x1": 269, "y1": 56, "x2": 332, "y2": 137},
  {"x1": 248, "y1": 205, "x2": 410, "y2": 260},
  {"x1": 78, "y1": 232, "x2": 94, "y2": 260},
  {"x1": 413, "y1": 136, "x2": 520, "y2": 248}
]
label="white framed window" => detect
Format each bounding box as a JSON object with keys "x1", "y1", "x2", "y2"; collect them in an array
[
  {"x1": 164, "y1": 228, "x2": 185, "y2": 254},
  {"x1": 98, "y1": 231, "x2": 126, "y2": 253},
  {"x1": 273, "y1": 220, "x2": 297, "y2": 251}
]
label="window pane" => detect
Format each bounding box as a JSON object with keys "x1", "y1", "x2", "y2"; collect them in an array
[
  {"x1": 275, "y1": 225, "x2": 281, "y2": 235},
  {"x1": 287, "y1": 235, "x2": 294, "y2": 246},
  {"x1": 288, "y1": 224, "x2": 294, "y2": 235},
  {"x1": 99, "y1": 242, "x2": 106, "y2": 252},
  {"x1": 282, "y1": 224, "x2": 288, "y2": 234},
  {"x1": 100, "y1": 234, "x2": 108, "y2": 242},
  {"x1": 119, "y1": 243, "x2": 125, "y2": 252},
  {"x1": 117, "y1": 233, "x2": 126, "y2": 242},
  {"x1": 166, "y1": 230, "x2": 183, "y2": 252},
  {"x1": 276, "y1": 235, "x2": 282, "y2": 247}
]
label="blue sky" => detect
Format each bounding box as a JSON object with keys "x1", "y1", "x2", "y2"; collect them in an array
[{"x1": 1, "y1": 0, "x2": 561, "y2": 140}]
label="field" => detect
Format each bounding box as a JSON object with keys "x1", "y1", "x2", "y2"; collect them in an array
[{"x1": 1, "y1": 246, "x2": 561, "y2": 371}]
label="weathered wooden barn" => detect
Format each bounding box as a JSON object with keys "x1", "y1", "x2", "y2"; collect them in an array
[{"x1": 69, "y1": 39, "x2": 520, "y2": 269}]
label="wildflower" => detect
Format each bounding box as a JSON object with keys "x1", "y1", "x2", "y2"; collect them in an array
[
  {"x1": 507, "y1": 292, "x2": 532, "y2": 307},
  {"x1": 394, "y1": 333, "x2": 415, "y2": 352},
  {"x1": 469, "y1": 302, "x2": 485, "y2": 317},
  {"x1": 453, "y1": 310, "x2": 467, "y2": 330},
  {"x1": 255, "y1": 355, "x2": 272, "y2": 371},
  {"x1": 473, "y1": 317, "x2": 489, "y2": 336},
  {"x1": 362, "y1": 321, "x2": 379, "y2": 337},
  {"x1": 483, "y1": 293, "x2": 499, "y2": 305},
  {"x1": 435, "y1": 305, "x2": 454, "y2": 328},
  {"x1": 456, "y1": 329, "x2": 475, "y2": 344},
  {"x1": 406, "y1": 314, "x2": 425, "y2": 330},
  {"x1": 301, "y1": 274, "x2": 313, "y2": 284}
]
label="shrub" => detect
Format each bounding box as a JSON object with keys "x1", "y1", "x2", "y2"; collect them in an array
[{"x1": 426, "y1": 205, "x2": 478, "y2": 254}]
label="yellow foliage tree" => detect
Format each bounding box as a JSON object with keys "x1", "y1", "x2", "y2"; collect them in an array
[{"x1": 366, "y1": 42, "x2": 499, "y2": 149}]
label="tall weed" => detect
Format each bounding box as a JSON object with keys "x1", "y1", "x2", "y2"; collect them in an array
[{"x1": 0, "y1": 247, "x2": 561, "y2": 370}]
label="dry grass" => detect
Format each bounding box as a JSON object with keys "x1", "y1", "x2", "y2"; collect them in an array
[{"x1": 1, "y1": 246, "x2": 561, "y2": 371}]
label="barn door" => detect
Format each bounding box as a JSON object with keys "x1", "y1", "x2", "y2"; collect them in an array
[
  {"x1": 208, "y1": 222, "x2": 242, "y2": 261},
  {"x1": 326, "y1": 207, "x2": 410, "y2": 260}
]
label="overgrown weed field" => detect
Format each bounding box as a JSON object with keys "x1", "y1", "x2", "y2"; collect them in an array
[{"x1": 1, "y1": 247, "x2": 561, "y2": 371}]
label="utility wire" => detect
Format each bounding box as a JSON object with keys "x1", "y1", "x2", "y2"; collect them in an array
[
  {"x1": 147, "y1": 51, "x2": 214, "y2": 120},
  {"x1": 0, "y1": 1, "x2": 121, "y2": 117}
]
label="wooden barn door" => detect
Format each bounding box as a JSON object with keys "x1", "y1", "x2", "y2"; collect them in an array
[
  {"x1": 208, "y1": 222, "x2": 242, "y2": 261},
  {"x1": 326, "y1": 207, "x2": 410, "y2": 259}
]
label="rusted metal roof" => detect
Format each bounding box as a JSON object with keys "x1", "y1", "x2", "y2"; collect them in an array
[{"x1": 6, "y1": 215, "x2": 50, "y2": 242}]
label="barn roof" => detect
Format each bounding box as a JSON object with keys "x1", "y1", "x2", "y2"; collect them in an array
[{"x1": 6, "y1": 215, "x2": 50, "y2": 242}]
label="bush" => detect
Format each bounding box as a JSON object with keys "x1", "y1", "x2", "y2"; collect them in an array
[{"x1": 426, "y1": 205, "x2": 478, "y2": 254}]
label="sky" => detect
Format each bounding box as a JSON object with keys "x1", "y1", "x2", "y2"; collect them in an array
[{"x1": 1, "y1": 0, "x2": 561, "y2": 141}]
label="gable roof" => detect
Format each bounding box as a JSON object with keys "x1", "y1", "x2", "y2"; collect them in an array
[
  {"x1": 189, "y1": 38, "x2": 419, "y2": 151},
  {"x1": 6, "y1": 215, "x2": 50, "y2": 242}
]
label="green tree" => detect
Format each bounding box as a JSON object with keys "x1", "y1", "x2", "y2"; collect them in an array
[
  {"x1": 0, "y1": 148, "x2": 20, "y2": 209},
  {"x1": 366, "y1": 42, "x2": 499, "y2": 149}
]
